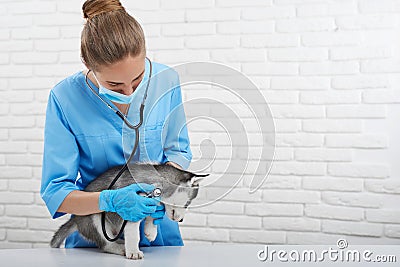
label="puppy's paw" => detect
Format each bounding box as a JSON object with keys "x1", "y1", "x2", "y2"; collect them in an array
[
  {"x1": 126, "y1": 250, "x2": 144, "y2": 260},
  {"x1": 144, "y1": 226, "x2": 157, "y2": 242}
]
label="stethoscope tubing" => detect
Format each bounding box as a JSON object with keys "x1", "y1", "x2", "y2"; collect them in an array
[{"x1": 85, "y1": 57, "x2": 155, "y2": 242}]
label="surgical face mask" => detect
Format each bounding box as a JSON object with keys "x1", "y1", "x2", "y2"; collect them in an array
[{"x1": 93, "y1": 73, "x2": 138, "y2": 104}]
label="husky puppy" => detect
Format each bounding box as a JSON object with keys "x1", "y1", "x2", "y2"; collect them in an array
[{"x1": 50, "y1": 163, "x2": 207, "y2": 259}]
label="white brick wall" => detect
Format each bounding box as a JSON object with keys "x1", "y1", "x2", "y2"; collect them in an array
[{"x1": 0, "y1": 0, "x2": 399, "y2": 248}]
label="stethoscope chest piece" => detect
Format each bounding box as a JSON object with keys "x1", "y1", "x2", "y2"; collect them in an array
[{"x1": 148, "y1": 188, "x2": 162, "y2": 198}]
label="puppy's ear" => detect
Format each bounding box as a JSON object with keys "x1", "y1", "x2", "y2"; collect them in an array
[
  {"x1": 182, "y1": 172, "x2": 209, "y2": 186},
  {"x1": 190, "y1": 173, "x2": 209, "y2": 187}
]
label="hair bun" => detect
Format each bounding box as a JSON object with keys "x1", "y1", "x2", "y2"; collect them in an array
[{"x1": 82, "y1": 0, "x2": 125, "y2": 20}]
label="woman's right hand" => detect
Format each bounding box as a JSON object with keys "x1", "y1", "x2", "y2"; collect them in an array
[{"x1": 98, "y1": 183, "x2": 159, "y2": 222}]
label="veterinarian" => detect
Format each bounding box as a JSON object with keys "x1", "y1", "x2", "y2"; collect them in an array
[{"x1": 40, "y1": 0, "x2": 192, "y2": 248}]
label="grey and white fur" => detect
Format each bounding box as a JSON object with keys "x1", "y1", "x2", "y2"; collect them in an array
[{"x1": 50, "y1": 163, "x2": 208, "y2": 260}]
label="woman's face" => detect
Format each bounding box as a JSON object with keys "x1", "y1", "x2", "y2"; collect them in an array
[{"x1": 93, "y1": 54, "x2": 146, "y2": 96}]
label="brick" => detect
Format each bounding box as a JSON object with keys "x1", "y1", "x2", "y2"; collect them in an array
[
  {"x1": 33, "y1": 14, "x2": 83, "y2": 26},
  {"x1": 302, "y1": 119, "x2": 362, "y2": 133},
  {"x1": 177, "y1": 212, "x2": 206, "y2": 227},
  {"x1": 230, "y1": 230, "x2": 285, "y2": 244},
  {"x1": 363, "y1": 29, "x2": 400, "y2": 46},
  {"x1": 325, "y1": 134, "x2": 388, "y2": 148},
  {"x1": 194, "y1": 201, "x2": 245, "y2": 215},
  {"x1": 206, "y1": 187, "x2": 262, "y2": 202},
  {"x1": 0, "y1": 242, "x2": 31, "y2": 249},
  {"x1": 361, "y1": 59, "x2": 400, "y2": 73},
  {"x1": 328, "y1": 163, "x2": 390, "y2": 179},
  {"x1": 246, "y1": 203, "x2": 303, "y2": 216},
  {"x1": 332, "y1": 75, "x2": 389, "y2": 89},
  {"x1": 162, "y1": 23, "x2": 215, "y2": 36},
  {"x1": 0, "y1": 53, "x2": 9, "y2": 64},
  {"x1": 287, "y1": 232, "x2": 343, "y2": 245},
  {"x1": 263, "y1": 91, "x2": 298, "y2": 104},
  {"x1": 322, "y1": 220, "x2": 383, "y2": 237},
  {"x1": 322, "y1": 192, "x2": 383, "y2": 208},
  {"x1": 263, "y1": 217, "x2": 320, "y2": 232},
  {"x1": 241, "y1": 34, "x2": 299, "y2": 48},
  {"x1": 0, "y1": 65, "x2": 32, "y2": 77},
  {"x1": 0, "y1": 192, "x2": 34, "y2": 204},
  {"x1": 28, "y1": 141, "x2": 44, "y2": 154},
  {"x1": 9, "y1": 77, "x2": 55, "y2": 90},
  {"x1": 366, "y1": 210, "x2": 400, "y2": 223},
  {"x1": 9, "y1": 102, "x2": 47, "y2": 115},
  {"x1": 0, "y1": 116, "x2": 35, "y2": 128},
  {"x1": 0, "y1": 28, "x2": 9, "y2": 40},
  {"x1": 359, "y1": 0, "x2": 400, "y2": 14},
  {"x1": 271, "y1": 77, "x2": 330, "y2": 90},
  {"x1": 336, "y1": 15, "x2": 398, "y2": 30},
  {"x1": 0, "y1": 167, "x2": 32, "y2": 179},
  {"x1": 363, "y1": 89, "x2": 400, "y2": 103},
  {"x1": 295, "y1": 148, "x2": 352, "y2": 162},
  {"x1": 330, "y1": 47, "x2": 391, "y2": 61},
  {"x1": 8, "y1": 1, "x2": 56, "y2": 14},
  {"x1": 302, "y1": 32, "x2": 362, "y2": 47},
  {"x1": 180, "y1": 227, "x2": 229, "y2": 241},
  {"x1": 9, "y1": 128, "x2": 44, "y2": 141},
  {"x1": 161, "y1": 0, "x2": 214, "y2": 9},
  {"x1": 8, "y1": 179, "x2": 41, "y2": 192},
  {"x1": 0, "y1": 217, "x2": 27, "y2": 228},
  {"x1": 297, "y1": 2, "x2": 357, "y2": 17},
  {"x1": 0, "y1": 142, "x2": 27, "y2": 153},
  {"x1": 305, "y1": 204, "x2": 363, "y2": 221},
  {"x1": 1, "y1": 91, "x2": 35, "y2": 102},
  {"x1": 242, "y1": 62, "x2": 298, "y2": 75},
  {"x1": 186, "y1": 9, "x2": 240, "y2": 22},
  {"x1": 300, "y1": 91, "x2": 361, "y2": 104},
  {"x1": 216, "y1": 0, "x2": 272, "y2": 7},
  {"x1": 241, "y1": 6, "x2": 295, "y2": 19},
  {"x1": 211, "y1": 49, "x2": 265, "y2": 63},
  {"x1": 244, "y1": 175, "x2": 300, "y2": 190},
  {"x1": 300, "y1": 62, "x2": 359, "y2": 75},
  {"x1": 263, "y1": 189, "x2": 320, "y2": 204},
  {"x1": 208, "y1": 214, "x2": 262, "y2": 229},
  {"x1": 28, "y1": 218, "x2": 66, "y2": 231},
  {"x1": 6, "y1": 154, "x2": 42, "y2": 167},
  {"x1": 385, "y1": 225, "x2": 400, "y2": 238},
  {"x1": 34, "y1": 39, "x2": 80, "y2": 52},
  {"x1": 271, "y1": 105, "x2": 324, "y2": 118},
  {"x1": 273, "y1": 119, "x2": 301, "y2": 133},
  {"x1": 217, "y1": 21, "x2": 274, "y2": 34},
  {"x1": 275, "y1": 133, "x2": 324, "y2": 147},
  {"x1": 60, "y1": 26, "x2": 81, "y2": 38},
  {"x1": 326, "y1": 105, "x2": 386, "y2": 118},
  {"x1": 0, "y1": 15, "x2": 32, "y2": 28},
  {"x1": 270, "y1": 162, "x2": 326, "y2": 176},
  {"x1": 365, "y1": 179, "x2": 400, "y2": 194},
  {"x1": 269, "y1": 48, "x2": 328, "y2": 62},
  {"x1": 5, "y1": 204, "x2": 48, "y2": 218},
  {"x1": 276, "y1": 18, "x2": 336, "y2": 33},
  {"x1": 302, "y1": 177, "x2": 363, "y2": 192},
  {"x1": 185, "y1": 36, "x2": 239, "y2": 49},
  {"x1": 7, "y1": 230, "x2": 53, "y2": 242},
  {"x1": 147, "y1": 37, "x2": 184, "y2": 50}
]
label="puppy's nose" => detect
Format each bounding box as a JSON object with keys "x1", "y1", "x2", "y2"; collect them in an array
[{"x1": 179, "y1": 218, "x2": 184, "y2": 222}]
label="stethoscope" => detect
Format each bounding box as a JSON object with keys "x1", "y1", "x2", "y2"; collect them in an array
[{"x1": 85, "y1": 57, "x2": 162, "y2": 242}]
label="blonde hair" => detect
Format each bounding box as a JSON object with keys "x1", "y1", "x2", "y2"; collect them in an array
[{"x1": 81, "y1": 0, "x2": 146, "y2": 71}]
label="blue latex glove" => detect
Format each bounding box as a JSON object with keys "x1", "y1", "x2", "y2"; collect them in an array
[
  {"x1": 151, "y1": 201, "x2": 165, "y2": 225},
  {"x1": 99, "y1": 183, "x2": 159, "y2": 222}
]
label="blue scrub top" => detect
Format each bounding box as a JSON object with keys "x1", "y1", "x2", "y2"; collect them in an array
[{"x1": 40, "y1": 59, "x2": 192, "y2": 248}]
